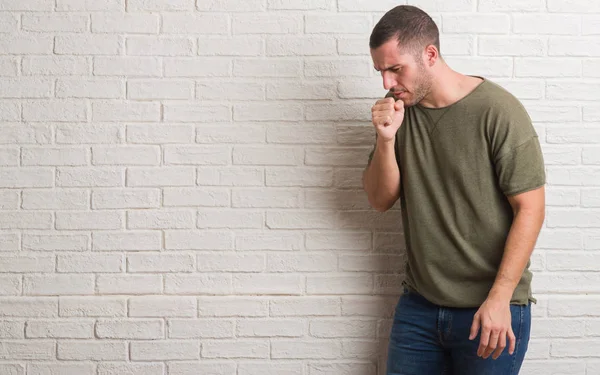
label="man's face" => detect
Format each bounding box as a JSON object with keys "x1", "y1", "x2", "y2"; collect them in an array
[{"x1": 370, "y1": 38, "x2": 432, "y2": 107}]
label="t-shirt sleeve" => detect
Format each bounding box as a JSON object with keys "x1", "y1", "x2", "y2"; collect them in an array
[
  {"x1": 495, "y1": 136, "x2": 545, "y2": 196},
  {"x1": 489, "y1": 101, "x2": 546, "y2": 196}
]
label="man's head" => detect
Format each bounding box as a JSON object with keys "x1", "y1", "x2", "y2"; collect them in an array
[{"x1": 369, "y1": 5, "x2": 441, "y2": 107}]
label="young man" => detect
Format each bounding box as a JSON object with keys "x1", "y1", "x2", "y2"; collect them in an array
[{"x1": 363, "y1": 5, "x2": 546, "y2": 375}]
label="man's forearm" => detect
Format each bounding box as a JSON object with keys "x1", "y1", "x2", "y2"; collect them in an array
[
  {"x1": 363, "y1": 139, "x2": 401, "y2": 211},
  {"x1": 488, "y1": 207, "x2": 545, "y2": 302}
]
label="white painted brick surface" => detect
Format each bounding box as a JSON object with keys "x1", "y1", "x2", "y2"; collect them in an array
[
  {"x1": 127, "y1": 36, "x2": 195, "y2": 56},
  {"x1": 96, "y1": 274, "x2": 162, "y2": 295},
  {"x1": 97, "y1": 363, "x2": 163, "y2": 375},
  {"x1": 0, "y1": 298, "x2": 58, "y2": 318},
  {"x1": 443, "y1": 14, "x2": 510, "y2": 34},
  {"x1": 2, "y1": 0, "x2": 53, "y2": 11},
  {"x1": 0, "y1": 57, "x2": 19, "y2": 75},
  {"x1": 0, "y1": 104, "x2": 20, "y2": 122},
  {"x1": 22, "y1": 234, "x2": 88, "y2": 252},
  {"x1": 25, "y1": 320, "x2": 94, "y2": 339},
  {"x1": 28, "y1": 363, "x2": 96, "y2": 375},
  {"x1": 0, "y1": 35, "x2": 53, "y2": 54},
  {"x1": 199, "y1": 36, "x2": 263, "y2": 56},
  {"x1": 91, "y1": 13, "x2": 159, "y2": 34},
  {"x1": 0, "y1": 255, "x2": 54, "y2": 273},
  {"x1": 202, "y1": 340, "x2": 270, "y2": 359},
  {"x1": 22, "y1": 14, "x2": 88, "y2": 32},
  {"x1": 24, "y1": 275, "x2": 95, "y2": 296},
  {"x1": 95, "y1": 319, "x2": 164, "y2": 339},
  {"x1": 131, "y1": 340, "x2": 200, "y2": 360},
  {"x1": 0, "y1": 341, "x2": 54, "y2": 360},
  {"x1": 93, "y1": 101, "x2": 160, "y2": 122},
  {"x1": 267, "y1": 36, "x2": 336, "y2": 56},
  {"x1": 0, "y1": 2, "x2": 594, "y2": 374},
  {"x1": 127, "y1": 252, "x2": 195, "y2": 272},
  {"x1": 166, "y1": 57, "x2": 231, "y2": 77},
  {"x1": 57, "y1": 253, "x2": 123, "y2": 273},
  {"x1": 127, "y1": 0, "x2": 192, "y2": 12},
  {"x1": 23, "y1": 56, "x2": 90, "y2": 76},
  {"x1": 0, "y1": 364, "x2": 25, "y2": 375},
  {"x1": 55, "y1": 35, "x2": 122, "y2": 56},
  {"x1": 92, "y1": 230, "x2": 161, "y2": 251},
  {"x1": 56, "y1": 0, "x2": 124, "y2": 11},
  {"x1": 168, "y1": 318, "x2": 234, "y2": 339},
  {"x1": 163, "y1": 103, "x2": 231, "y2": 122},
  {"x1": 128, "y1": 296, "x2": 197, "y2": 317},
  {"x1": 198, "y1": 0, "x2": 265, "y2": 11},
  {"x1": 165, "y1": 274, "x2": 232, "y2": 295},
  {"x1": 234, "y1": 14, "x2": 301, "y2": 35},
  {"x1": 271, "y1": 340, "x2": 341, "y2": 359},
  {"x1": 0, "y1": 275, "x2": 22, "y2": 296},
  {"x1": 94, "y1": 57, "x2": 161, "y2": 77},
  {"x1": 59, "y1": 297, "x2": 126, "y2": 317},
  {"x1": 57, "y1": 341, "x2": 126, "y2": 361},
  {"x1": 56, "y1": 79, "x2": 124, "y2": 99},
  {"x1": 163, "y1": 14, "x2": 229, "y2": 34},
  {"x1": 238, "y1": 362, "x2": 304, "y2": 375}
]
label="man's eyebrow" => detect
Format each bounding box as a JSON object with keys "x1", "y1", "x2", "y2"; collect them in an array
[{"x1": 374, "y1": 64, "x2": 401, "y2": 72}]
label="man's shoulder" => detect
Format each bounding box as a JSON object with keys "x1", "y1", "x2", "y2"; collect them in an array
[
  {"x1": 466, "y1": 79, "x2": 530, "y2": 121},
  {"x1": 475, "y1": 79, "x2": 525, "y2": 109}
]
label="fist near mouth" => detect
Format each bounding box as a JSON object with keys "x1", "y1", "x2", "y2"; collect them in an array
[{"x1": 371, "y1": 97, "x2": 405, "y2": 143}]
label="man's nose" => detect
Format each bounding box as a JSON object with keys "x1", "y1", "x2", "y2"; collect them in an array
[{"x1": 382, "y1": 72, "x2": 396, "y2": 90}]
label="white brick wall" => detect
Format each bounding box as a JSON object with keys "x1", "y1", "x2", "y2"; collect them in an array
[{"x1": 0, "y1": 0, "x2": 596, "y2": 374}]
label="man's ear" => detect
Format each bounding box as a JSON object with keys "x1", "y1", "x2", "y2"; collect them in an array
[{"x1": 425, "y1": 45, "x2": 438, "y2": 67}]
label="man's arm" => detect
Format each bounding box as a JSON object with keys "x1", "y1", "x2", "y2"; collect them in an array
[
  {"x1": 489, "y1": 186, "x2": 546, "y2": 302},
  {"x1": 362, "y1": 138, "x2": 401, "y2": 212},
  {"x1": 470, "y1": 186, "x2": 545, "y2": 359},
  {"x1": 363, "y1": 97, "x2": 404, "y2": 212}
]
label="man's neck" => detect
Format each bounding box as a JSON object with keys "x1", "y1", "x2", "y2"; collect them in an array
[{"x1": 419, "y1": 66, "x2": 483, "y2": 109}]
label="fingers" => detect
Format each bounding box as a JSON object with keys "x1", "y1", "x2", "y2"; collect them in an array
[
  {"x1": 371, "y1": 105, "x2": 394, "y2": 115},
  {"x1": 492, "y1": 331, "x2": 507, "y2": 360},
  {"x1": 477, "y1": 324, "x2": 490, "y2": 357},
  {"x1": 469, "y1": 314, "x2": 480, "y2": 341},
  {"x1": 470, "y1": 302, "x2": 515, "y2": 361},
  {"x1": 508, "y1": 326, "x2": 516, "y2": 355},
  {"x1": 372, "y1": 109, "x2": 393, "y2": 117},
  {"x1": 481, "y1": 329, "x2": 498, "y2": 359},
  {"x1": 479, "y1": 328, "x2": 510, "y2": 360},
  {"x1": 371, "y1": 97, "x2": 404, "y2": 135},
  {"x1": 394, "y1": 100, "x2": 404, "y2": 111},
  {"x1": 371, "y1": 98, "x2": 396, "y2": 113},
  {"x1": 372, "y1": 103, "x2": 395, "y2": 127},
  {"x1": 488, "y1": 330, "x2": 500, "y2": 357},
  {"x1": 375, "y1": 97, "x2": 395, "y2": 105},
  {"x1": 373, "y1": 115, "x2": 392, "y2": 127}
]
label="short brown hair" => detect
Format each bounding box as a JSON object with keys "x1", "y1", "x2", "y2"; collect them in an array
[{"x1": 370, "y1": 5, "x2": 440, "y2": 56}]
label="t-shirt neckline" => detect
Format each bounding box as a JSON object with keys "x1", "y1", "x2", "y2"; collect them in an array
[{"x1": 416, "y1": 75, "x2": 487, "y2": 111}]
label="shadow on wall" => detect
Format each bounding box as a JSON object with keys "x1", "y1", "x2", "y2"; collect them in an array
[{"x1": 313, "y1": 117, "x2": 406, "y2": 375}]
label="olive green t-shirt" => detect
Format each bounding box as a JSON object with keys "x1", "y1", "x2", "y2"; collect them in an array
[{"x1": 368, "y1": 78, "x2": 545, "y2": 308}]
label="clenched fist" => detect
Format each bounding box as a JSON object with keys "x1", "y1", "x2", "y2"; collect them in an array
[{"x1": 371, "y1": 97, "x2": 405, "y2": 143}]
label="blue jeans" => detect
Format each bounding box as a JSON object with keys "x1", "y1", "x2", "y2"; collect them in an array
[{"x1": 386, "y1": 287, "x2": 531, "y2": 375}]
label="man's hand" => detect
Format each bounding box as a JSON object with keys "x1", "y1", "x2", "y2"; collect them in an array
[
  {"x1": 469, "y1": 297, "x2": 515, "y2": 360},
  {"x1": 371, "y1": 97, "x2": 404, "y2": 143}
]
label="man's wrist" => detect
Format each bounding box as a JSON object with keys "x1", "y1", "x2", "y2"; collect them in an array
[
  {"x1": 487, "y1": 284, "x2": 514, "y2": 303},
  {"x1": 376, "y1": 136, "x2": 395, "y2": 149}
]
